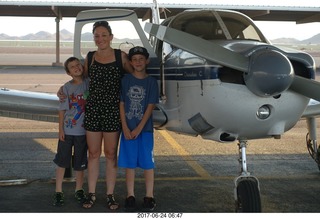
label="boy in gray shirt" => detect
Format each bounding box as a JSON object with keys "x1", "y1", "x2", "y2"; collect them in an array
[{"x1": 53, "y1": 57, "x2": 89, "y2": 206}]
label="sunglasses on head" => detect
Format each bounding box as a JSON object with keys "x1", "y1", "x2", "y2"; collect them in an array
[
  {"x1": 132, "y1": 47, "x2": 145, "y2": 53},
  {"x1": 93, "y1": 21, "x2": 109, "y2": 27}
]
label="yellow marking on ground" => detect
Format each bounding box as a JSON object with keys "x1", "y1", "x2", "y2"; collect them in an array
[{"x1": 158, "y1": 130, "x2": 211, "y2": 178}]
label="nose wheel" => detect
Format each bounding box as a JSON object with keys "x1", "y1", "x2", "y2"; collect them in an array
[{"x1": 234, "y1": 140, "x2": 262, "y2": 212}]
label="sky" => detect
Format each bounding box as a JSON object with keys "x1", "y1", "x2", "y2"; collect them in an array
[{"x1": 0, "y1": 0, "x2": 320, "y2": 40}]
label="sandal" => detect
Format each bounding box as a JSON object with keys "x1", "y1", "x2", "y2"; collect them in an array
[
  {"x1": 75, "y1": 189, "x2": 86, "y2": 204},
  {"x1": 106, "y1": 194, "x2": 119, "y2": 210},
  {"x1": 82, "y1": 193, "x2": 96, "y2": 209}
]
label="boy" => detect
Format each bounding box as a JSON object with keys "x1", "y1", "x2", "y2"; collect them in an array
[
  {"x1": 118, "y1": 46, "x2": 159, "y2": 212},
  {"x1": 53, "y1": 57, "x2": 89, "y2": 206}
]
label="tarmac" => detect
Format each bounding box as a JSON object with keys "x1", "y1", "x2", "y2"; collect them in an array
[{"x1": 1, "y1": 66, "x2": 320, "y2": 215}]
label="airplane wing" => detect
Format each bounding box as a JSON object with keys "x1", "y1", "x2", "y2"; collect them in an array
[
  {"x1": 302, "y1": 99, "x2": 320, "y2": 118},
  {"x1": 0, "y1": 88, "x2": 59, "y2": 122}
]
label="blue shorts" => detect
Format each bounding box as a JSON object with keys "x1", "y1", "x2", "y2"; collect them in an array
[
  {"x1": 53, "y1": 135, "x2": 88, "y2": 171},
  {"x1": 118, "y1": 132, "x2": 155, "y2": 170}
]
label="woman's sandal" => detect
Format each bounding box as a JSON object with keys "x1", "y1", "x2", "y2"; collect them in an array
[
  {"x1": 82, "y1": 193, "x2": 96, "y2": 209},
  {"x1": 106, "y1": 194, "x2": 119, "y2": 210}
]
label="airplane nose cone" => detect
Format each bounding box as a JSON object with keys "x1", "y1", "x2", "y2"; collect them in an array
[{"x1": 244, "y1": 49, "x2": 294, "y2": 97}]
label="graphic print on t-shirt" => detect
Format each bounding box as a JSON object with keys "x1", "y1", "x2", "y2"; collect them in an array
[
  {"x1": 67, "y1": 93, "x2": 86, "y2": 128},
  {"x1": 126, "y1": 85, "x2": 146, "y2": 120}
]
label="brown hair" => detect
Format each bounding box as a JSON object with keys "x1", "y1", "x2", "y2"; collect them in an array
[
  {"x1": 64, "y1": 57, "x2": 80, "y2": 73},
  {"x1": 92, "y1": 21, "x2": 112, "y2": 35}
]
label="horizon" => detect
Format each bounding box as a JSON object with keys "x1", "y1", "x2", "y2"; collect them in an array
[
  {"x1": 1, "y1": 17, "x2": 320, "y2": 41},
  {"x1": 1, "y1": 26, "x2": 320, "y2": 42},
  {"x1": 1, "y1": 0, "x2": 320, "y2": 41}
]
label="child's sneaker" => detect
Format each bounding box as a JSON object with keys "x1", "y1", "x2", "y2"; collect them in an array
[
  {"x1": 125, "y1": 196, "x2": 136, "y2": 212},
  {"x1": 53, "y1": 192, "x2": 64, "y2": 206},
  {"x1": 143, "y1": 197, "x2": 156, "y2": 212},
  {"x1": 75, "y1": 189, "x2": 86, "y2": 204}
]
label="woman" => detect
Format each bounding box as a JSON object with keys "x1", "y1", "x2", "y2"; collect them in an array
[{"x1": 82, "y1": 21, "x2": 132, "y2": 209}]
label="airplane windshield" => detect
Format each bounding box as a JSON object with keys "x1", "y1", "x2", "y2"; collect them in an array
[{"x1": 168, "y1": 10, "x2": 266, "y2": 42}]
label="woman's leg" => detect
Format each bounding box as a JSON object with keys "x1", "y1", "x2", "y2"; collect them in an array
[
  {"x1": 86, "y1": 131, "x2": 103, "y2": 194},
  {"x1": 103, "y1": 131, "x2": 120, "y2": 195}
]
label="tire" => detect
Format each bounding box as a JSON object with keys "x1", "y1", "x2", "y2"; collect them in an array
[{"x1": 236, "y1": 179, "x2": 261, "y2": 212}]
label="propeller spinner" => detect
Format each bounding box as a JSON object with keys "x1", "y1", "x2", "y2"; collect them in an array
[{"x1": 245, "y1": 48, "x2": 294, "y2": 97}]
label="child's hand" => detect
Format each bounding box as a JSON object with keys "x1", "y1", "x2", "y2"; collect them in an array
[
  {"x1": 59, "y1": 131, "x2": 65, "y2": 141},
  {"x1": 57, "y1": 86, "x2": 67, "y2": 102},
  {"x1": 123, "y1": 127, "x2": 132, "y2": 140},
  {"x1": 131, "y1": 127, "x2": 142, "y2": 139}
]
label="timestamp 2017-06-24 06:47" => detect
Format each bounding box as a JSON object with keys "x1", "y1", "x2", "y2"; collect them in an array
[{"x1": 137, "y1": 213, "x2": 183, "y2": 218}]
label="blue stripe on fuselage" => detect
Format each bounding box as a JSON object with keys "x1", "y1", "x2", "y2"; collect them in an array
[{"x1": 147, "y1": 65, "x2": 220, "y2": 81}]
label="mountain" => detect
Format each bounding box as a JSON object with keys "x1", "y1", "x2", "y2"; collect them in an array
[
  {"x1": 1, "y1": 29, "x2": 320, "y2": 44},
  {"x1": 0, "y1": 29, "x2": 75, "y2": 41},
  {"x1": 270, "y1": 38, "x2": 300, "y2": 45},
  {"x1": 270, "y1": 34, "x2": 320, "y2": 45},
  {"x1": 301, "y1": 33, "x2": 320, "y2": 44},
  {"x1": 0, "y1": 29, "x2": 128, "y2": 42}
]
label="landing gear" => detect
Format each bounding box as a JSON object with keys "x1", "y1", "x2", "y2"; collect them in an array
[
  {"x1": 234, "y1": 140, "x2": 261, "y2": 212},
  {"x1": 306, "y1": 117, "x2": 320, "y2": 170}
]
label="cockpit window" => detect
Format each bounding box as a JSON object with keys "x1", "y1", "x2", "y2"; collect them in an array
[{"x1": 168, "y1": 10, "x2": 266, "y2": 42}]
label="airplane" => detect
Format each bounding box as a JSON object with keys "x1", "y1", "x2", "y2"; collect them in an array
[{"x1": 2, "y1": 0, "x2": 320, "y2": 212}]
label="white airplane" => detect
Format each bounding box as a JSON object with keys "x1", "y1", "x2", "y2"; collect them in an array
[{"x1": 1, "y1": 0, "x2": 320, "y2": 212}]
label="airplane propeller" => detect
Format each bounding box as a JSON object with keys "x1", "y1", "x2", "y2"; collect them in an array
[{"x1": 145, "y1": 23, "x2": 320, "y2": 101}]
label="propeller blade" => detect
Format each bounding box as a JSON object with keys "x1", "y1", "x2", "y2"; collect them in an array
[
  {"x1": 290, "y1": 75, "x2": 320, "y2": 102},
  {"x1": 144, "y1": 23, "x2": 249, "y2": 72}
]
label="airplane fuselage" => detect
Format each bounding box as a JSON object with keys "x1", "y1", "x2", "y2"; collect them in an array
[{"x1": 154, "y1": 73, "x2": 309, "y2": 142}]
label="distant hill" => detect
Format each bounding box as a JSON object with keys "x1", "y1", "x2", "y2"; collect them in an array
[
  {"x1": 0, "y1": 29, "x2": 123, "y2": 42},
  {"x1": 270, "y1": 38, "x2": 300, "y2": 44},
  {"x1": 301, "y1": 33, "x2": 320, "y2": 44},
  {"x1": 0, "y1": 29, "x2": 73, "y2": 41},
  {"x1": 1, "y1": 29, "x2": 320, "y2": 45},
  {"x1": 270, "y1": 34, "x2": 320, "y2": 45}
]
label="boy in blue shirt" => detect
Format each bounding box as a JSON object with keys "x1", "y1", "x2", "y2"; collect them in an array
[
  {"x1": 53, "y1": 57, "x2": 89, "y2": 206},
  {"x1": 118, "y1": 46, "x2": 159, "y2": 212}
]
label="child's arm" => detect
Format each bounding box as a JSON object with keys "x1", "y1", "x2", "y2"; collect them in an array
[
  {"x1": 131, "y1": 103, "x2": 155, "y2": 139},
  {"x1": 120, "y1": 102, "x2": 132, "y2": 140},
  {"x1": 58, "y1": 110, "x2": 66, "y2": 141}
]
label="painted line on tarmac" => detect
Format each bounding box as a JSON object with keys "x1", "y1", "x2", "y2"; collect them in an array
[{"x1": 158, "y1": 130, "x2": 211, "y2": 178}]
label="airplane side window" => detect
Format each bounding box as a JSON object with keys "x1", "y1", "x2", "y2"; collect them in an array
[
  {"x1": 163, "y1": 42, "x2": 173, "y2": 59},
  {"x1": 218, "y1": 10, "x2": 265, "y2": 42},
  {"x1": 241, "y1": 25, "x2": 261, "y2": 41},
  {"x1": 180, "y1": 51, "x2": 205, "y2": 66}
]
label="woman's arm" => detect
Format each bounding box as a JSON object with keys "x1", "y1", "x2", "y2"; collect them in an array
[
  {"x1": 120, "y1": 102, "x2": 132, "y2": 140},
  {"x1": 121, "y1": 51, "x2": 133, "y2": 73}
]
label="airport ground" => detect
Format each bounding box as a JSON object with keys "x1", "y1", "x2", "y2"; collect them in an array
[{"x1": 1, "y1": 48, "x2": 320, "y2": 215}]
